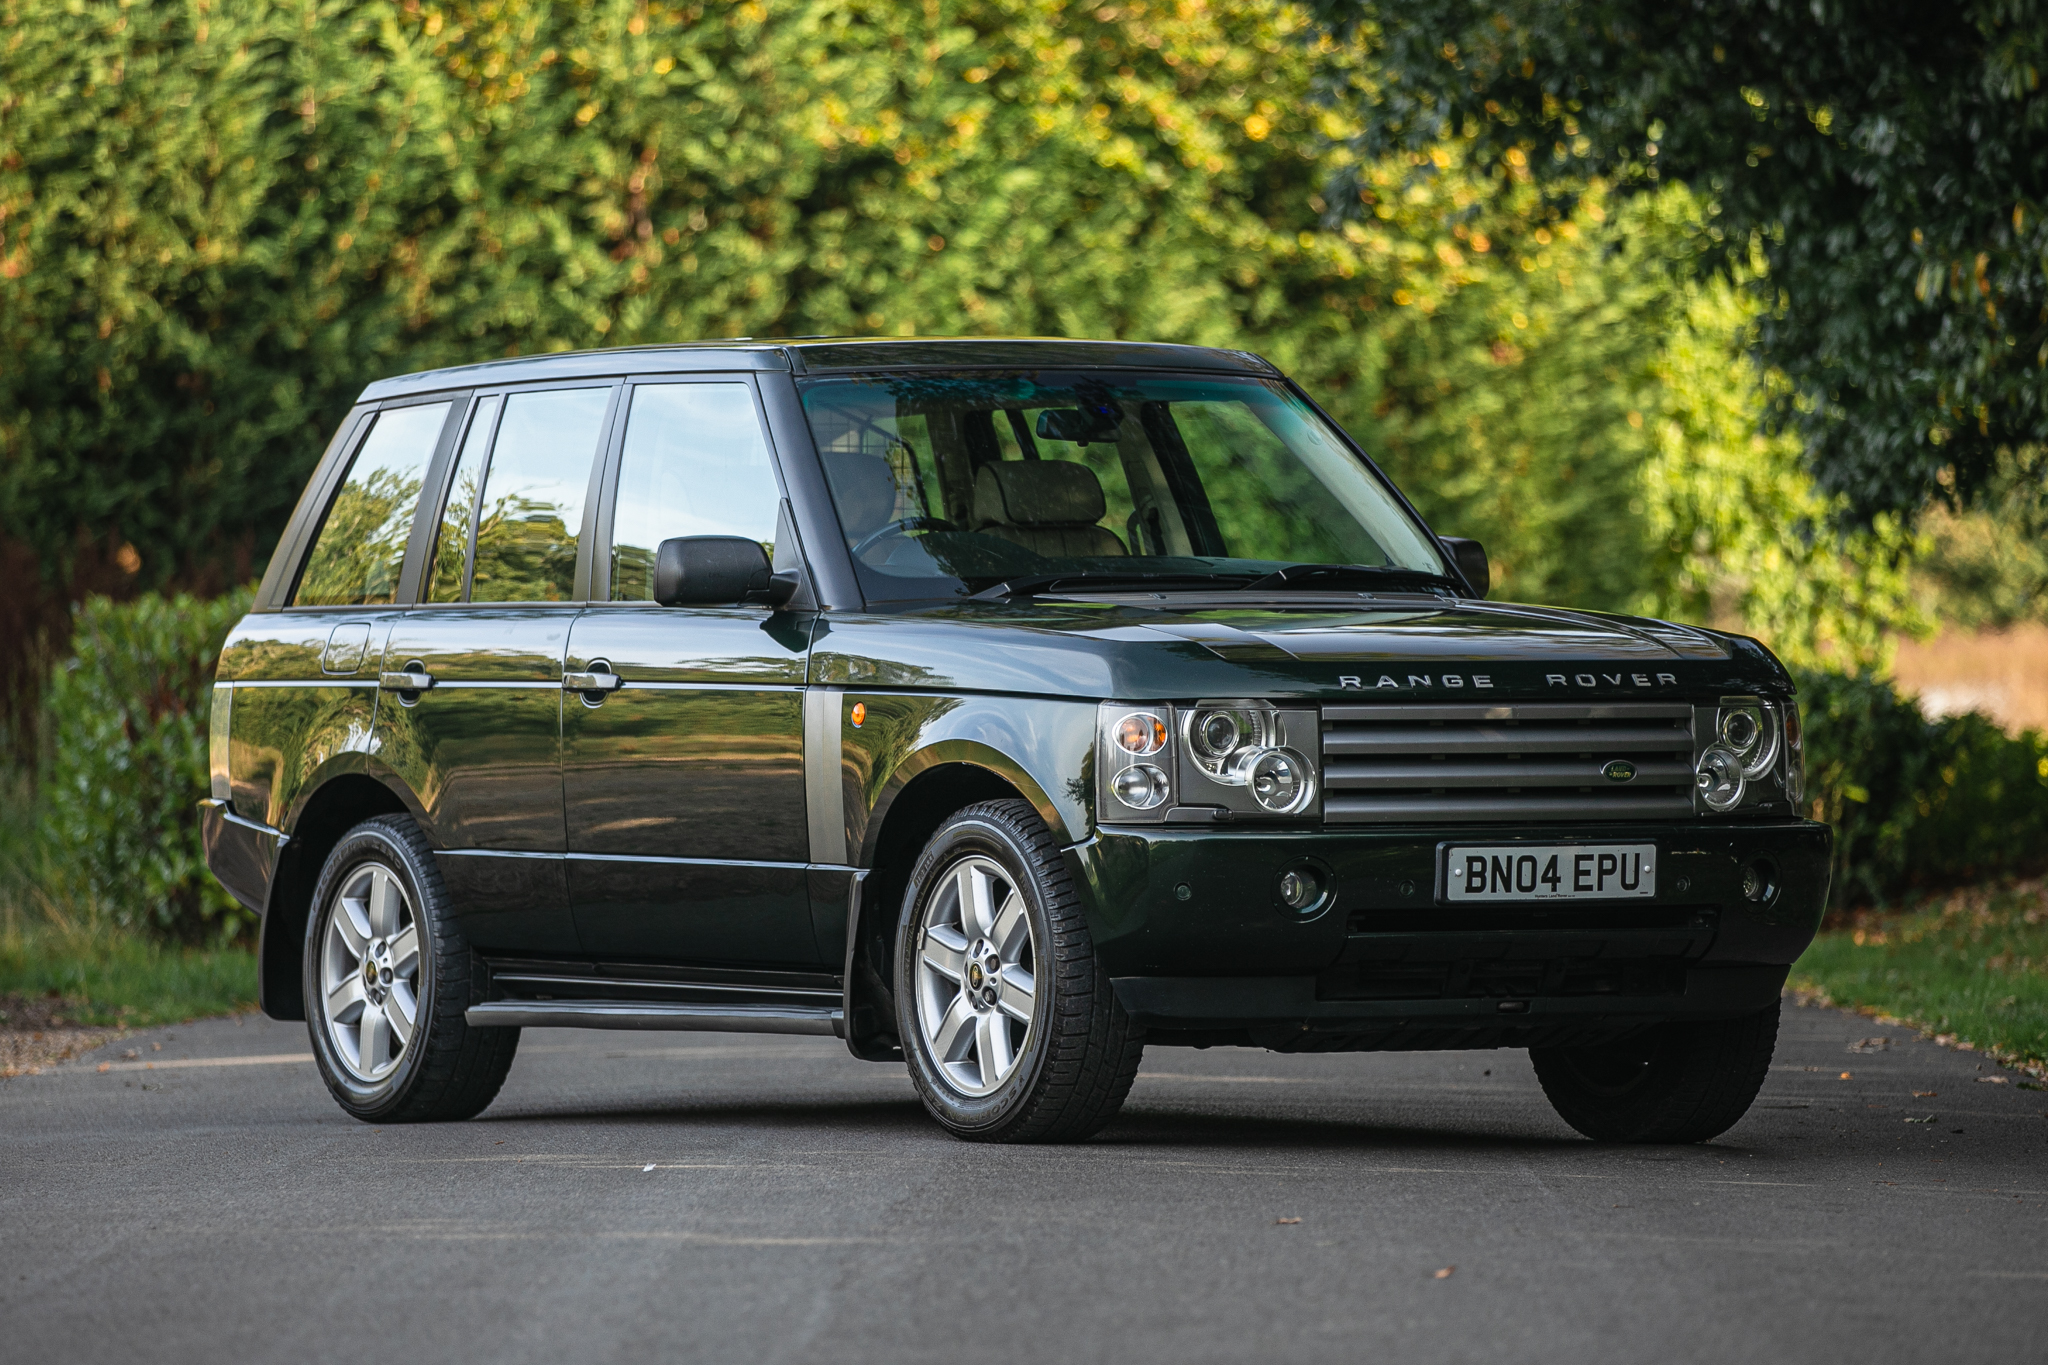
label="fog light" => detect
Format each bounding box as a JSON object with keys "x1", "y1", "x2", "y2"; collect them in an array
[
  {"x1": 1111, "y1": 763, "x2": 1169, "y2": 810},
  {"x1": 1740, "y1": 859, "x2": 1775, "y2": 902},
  {"x1": 1277, "y1": 865, "x2": 1324, "y2": 912}
]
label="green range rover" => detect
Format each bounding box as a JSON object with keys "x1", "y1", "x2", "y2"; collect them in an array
[{"x1": 201, "y1": 337, "x2": 1829, "y2": 1143}]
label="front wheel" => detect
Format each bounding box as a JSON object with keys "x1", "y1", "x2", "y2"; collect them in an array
[
  {"x1": 303, "y1": 815, "x2": 519, "y2": 1122},
  {"x1": 896, "y1": 800, "x2": 1143, "y2": 1142},
  {"x1": 1530, "y1": 1002, "x2": 1781, "y2": 1144}
]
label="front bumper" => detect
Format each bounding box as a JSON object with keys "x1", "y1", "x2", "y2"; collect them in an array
[{"x1": 1069, "y1": 819, "x2": 1829, "y2": 1046}]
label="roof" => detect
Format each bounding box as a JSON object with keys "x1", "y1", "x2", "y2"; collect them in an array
[{"x1": 355, "y1": 337, "x2": 1279, "y2": 403}]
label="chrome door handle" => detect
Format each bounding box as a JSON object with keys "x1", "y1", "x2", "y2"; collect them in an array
[
  {"x1": 562, "y1": 671, "x2": 622, "y2": 692},
  {"x1": 378, "y1": 669, "x2": 436, "y2": 692}
]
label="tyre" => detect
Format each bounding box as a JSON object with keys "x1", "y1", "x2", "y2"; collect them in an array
[
  {"x1": 1530, "y1": 1001, "x2": 1781, "y2": 1143},
  {"x1": 895, "y1": 799, "x2": 1143, "y2": 1142},
  {"x1": 303, "y1": 814, "x2": 519, "y2": 1122}
]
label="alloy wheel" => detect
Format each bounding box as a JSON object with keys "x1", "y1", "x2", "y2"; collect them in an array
[
  {"x1": 914, "y1": 855, "x2": 1037, "y2": 1096},
  {"x1": 319, "y1": 863, "x2": 421, "y2": 1082}
]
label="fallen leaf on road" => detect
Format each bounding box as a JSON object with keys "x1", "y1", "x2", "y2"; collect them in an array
[
  {"x1": 96, "y1": 1063, "x2": 109, "y2": 1073},
  {"x1": 1840, "y1": 1071, "x2": 1853, "y2": 1080},
  {"x1": 1433, "y1": 1267, "x2": 1455, "y2": 1279},
  {"x1": 1848, "y1": 1037, "x2": 1892, "y2": 1054},
  {"x1": 1274, "y1": 1217, "x2": 1301, "y2": 1225},
  {"x1": 1975, "y1": 1075, "x2": 2010, "y2": 1085},
  {"x1": 1912, "y1": 1090, "x2": 1937, "y2": 1098}
]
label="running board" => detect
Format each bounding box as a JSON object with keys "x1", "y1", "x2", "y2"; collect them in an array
[{"x1": 465, "y1": 1000, "x2": 843, "y2": 1036}]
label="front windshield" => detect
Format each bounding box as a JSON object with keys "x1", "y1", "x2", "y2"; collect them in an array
[{"x1": 799, "y1": 371, "x2": 1449, "y2": 602}]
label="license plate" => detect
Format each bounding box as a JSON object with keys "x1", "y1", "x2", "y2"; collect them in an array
[{"x1": 1441, "y1": 844, "x2": 1657, "y2": 902}]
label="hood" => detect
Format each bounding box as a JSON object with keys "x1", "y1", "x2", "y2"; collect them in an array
[{"x1": 810, "y1": 592, "x2": 1793, "y2": 703}]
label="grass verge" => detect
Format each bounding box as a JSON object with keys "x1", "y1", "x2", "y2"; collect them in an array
[
  {"x1": 0, "y1": 909, "x2": 257, "y2": 1030},
  {"x1": 1791, "y1": 877, "x2": 2048, "y2": 1079}
]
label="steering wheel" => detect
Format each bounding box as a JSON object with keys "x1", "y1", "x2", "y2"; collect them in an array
[{"x1": 853, "y1": 516, "x2": 950, "y2": 556}]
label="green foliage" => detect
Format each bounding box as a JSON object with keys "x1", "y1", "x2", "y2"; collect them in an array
[
  {"x1": 1309, "y1": 0, "x2": 2048, "y2": 527},
  {"x1": 1911, "y1": 456, "x2": 2048, "y2": 630},
  {"x1": 1794, "y1": 666, "x2": 2048, "y2": 906},
  {"x1": 0, "y1": 0, "x2": 1919, "y2": 668},
  {"x1": 1794, "y1": 879, "x2": 2048, "y2": 1075},
  {"x1": 37, "y1": 588, "x2": 256, "y2": 942}
]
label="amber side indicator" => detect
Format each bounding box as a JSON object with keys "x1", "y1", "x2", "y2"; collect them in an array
[{"x1": 851, "y1": 702, "x2": 866, "y2": 728}]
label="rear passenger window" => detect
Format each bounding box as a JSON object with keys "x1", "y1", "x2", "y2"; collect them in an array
[
  {"x1": 294, "y1": 402, "x2": 452, "y2": 607},
  {"x1": 609, "y1": 383, "x2": 781, "y2": 602},
  {"x1": 469, "y1": 388, "x2": 611, "y2": 603}
]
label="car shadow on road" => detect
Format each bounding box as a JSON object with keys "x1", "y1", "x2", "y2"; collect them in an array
[{"x1": 472, "y1": 1091, "x2": 1606, "y2": 1158}]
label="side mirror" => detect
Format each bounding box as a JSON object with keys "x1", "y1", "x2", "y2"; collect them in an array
[
  {"x1": 1441, "y1": 536, "x2": 1489, "y2": 598},
  {"x1": 653, "y1": 537, "x2": 797, "y2": 607}
]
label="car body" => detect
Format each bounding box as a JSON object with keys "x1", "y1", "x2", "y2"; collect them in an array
[{"x1": 201, "y1": 337, "x2": 1829, "y2": 1140}]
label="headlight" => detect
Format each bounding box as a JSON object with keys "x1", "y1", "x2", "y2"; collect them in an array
[
  {"x1": 1245, "y1": 748, "x2": 1314, "y2": 814},
  {"x1": 1097, "y1": 701, "x2": 1321, "y2": 823},
  {"x1": 1184, "y1": 704, "x2": 1268, "y2": 781},
  {"x1": 1695, "y1": 745, "x2": 1746, "y2": 810},
  {"x1": 1717, "y1": 698, "x2": 1779, "y2": 779}
]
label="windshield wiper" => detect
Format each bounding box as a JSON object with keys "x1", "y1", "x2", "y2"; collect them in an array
[
  {"x1": 1239, "y1": 563, "x2": 1461, "y2": 592},
  {"x1": 969, "y1": 570, "x2": 1260, "y2": 601}
]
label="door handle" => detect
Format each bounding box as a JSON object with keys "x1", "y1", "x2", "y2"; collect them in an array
[
  {"x1": 378, "y1": 668, "x2": 436, "y2": 692},
  {"x1": 563, "y1": 671, "x2": 622, "y2": 692}
]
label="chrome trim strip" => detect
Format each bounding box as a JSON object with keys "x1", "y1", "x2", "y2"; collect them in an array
[
  {"x1": 804, "y1": 687, "x2": 847, "y2": 865},
  {"x1": 463, "y1": 1000, "x2": 842, "y2": 1035},
  {"x1": 198, "y1": 798, "x2": 291, "y2": 846}
]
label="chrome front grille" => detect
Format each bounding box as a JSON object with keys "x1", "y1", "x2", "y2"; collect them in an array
[{"x1": 1321, "y1": 702, "x2": 1697, "y2": 824}]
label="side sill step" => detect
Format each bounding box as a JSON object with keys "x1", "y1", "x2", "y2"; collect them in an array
[{"x1": 465, "y1": 1000, "x2": 844, "y2": 1037}]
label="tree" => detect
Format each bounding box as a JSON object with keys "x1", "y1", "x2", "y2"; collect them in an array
[{"x1": 1307, "y1": 0, "x2": 2048, "y2": 527}]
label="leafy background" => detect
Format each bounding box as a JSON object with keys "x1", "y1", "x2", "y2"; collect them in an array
[{"x1": 0, "y1": 0, "x2": 2042, "y2": 941}]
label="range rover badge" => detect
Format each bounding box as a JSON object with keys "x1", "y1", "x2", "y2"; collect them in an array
[{"x1": 1602, "y1": 759, "x2": 1638, "y2": 783}]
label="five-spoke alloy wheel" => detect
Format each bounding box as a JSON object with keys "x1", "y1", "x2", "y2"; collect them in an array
[
  {"x1": 914, "y1": 856, "x2": 1037, "y2": 1096},
  {"x1": 319, "y1": 863, "x2": 421, "y2": 1082},
  {"x1": 896, "y1": 800, "x2": 1144, "y2": 1142},
  {"x1": 303, "y1": 815, "x2": 519, "y2": 1123}
]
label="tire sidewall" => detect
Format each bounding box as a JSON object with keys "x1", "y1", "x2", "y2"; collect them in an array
[
  {"x1": 895, "y1": 811, "x2": 1059, "y2": 1134},
  {"x1": 303, "y1": 820, "x2": 441, "y2": 1120}
]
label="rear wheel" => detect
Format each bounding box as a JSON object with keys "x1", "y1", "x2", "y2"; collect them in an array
[
  {"x1": 303, "y1": 815, "x2": 518, "y2": 1122},
  {"x1": 1530, "y1": 1002, "x2": 1780, "y2": 1143},
  {"x1": 896, "y1": 800, "x2": 1143, "y2": 1142}
]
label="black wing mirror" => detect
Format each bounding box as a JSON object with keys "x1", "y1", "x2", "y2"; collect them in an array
[
  {"x1": 1440, "y1": 536, "x2": 1489, "y2": 598},
  {"x1": 654, "y1": 537, "x2": 798, "y2": 608}
]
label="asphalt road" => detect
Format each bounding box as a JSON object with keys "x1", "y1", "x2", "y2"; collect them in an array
[{"x1": 3, "y1": 1002, "x2": 2044, "y2": 1364}]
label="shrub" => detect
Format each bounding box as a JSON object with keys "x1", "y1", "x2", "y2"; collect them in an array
[
  {"x1": 37, "y1": 589, "x2": 255, "y2": 943},
  {"x1": 1794, "y1": 666, "x2": 2048, "y2": 907}
]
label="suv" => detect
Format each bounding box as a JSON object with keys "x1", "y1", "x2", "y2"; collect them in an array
[{"x1": 202, "y1": 338, "x2": 1828, "y2": 1143}]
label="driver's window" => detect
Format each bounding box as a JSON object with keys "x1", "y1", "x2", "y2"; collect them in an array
[{"x1": 609, "y1": 383, "x2": 780, "y2": 602}]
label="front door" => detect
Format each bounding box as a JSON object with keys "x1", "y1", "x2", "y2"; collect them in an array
[
  {"x1": 375, "y1": 382, "x2": 619, "y2": 954},
  {"x1": 564, "y1": 377, "x2": 820, "y2": 967}
]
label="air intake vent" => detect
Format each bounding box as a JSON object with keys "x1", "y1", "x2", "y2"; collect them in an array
[{"x1": 1321, "y1": 702, "x2": 1696, "y2": 824}]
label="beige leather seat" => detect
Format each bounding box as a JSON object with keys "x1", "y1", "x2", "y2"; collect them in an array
[{"x1": 972, "y1": 461, "x2": 1126, "y2": 558}]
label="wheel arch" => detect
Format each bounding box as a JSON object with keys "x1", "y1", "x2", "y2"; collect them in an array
[
  {"x1": 843, "y1": 760, "x2": 1031, "y2": 1057},
  {"x1": 259, "y1": 774, "x2": 410, "y2": 1020}
]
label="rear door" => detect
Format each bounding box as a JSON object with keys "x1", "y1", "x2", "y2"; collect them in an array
[
  {"x1": 563, "y1": 376, "x2": 821, "y2": 966},
  {"x1": 375, "y1": 381, "x2": 620, "y2": 954}
]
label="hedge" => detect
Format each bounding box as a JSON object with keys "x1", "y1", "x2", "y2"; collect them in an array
[
  {"x1": 37, "y1": 589, "x2": 255, "y2": 943},
  {"x1": 1793, "y1": 666, "x2": 2048, "y2": 907}
]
